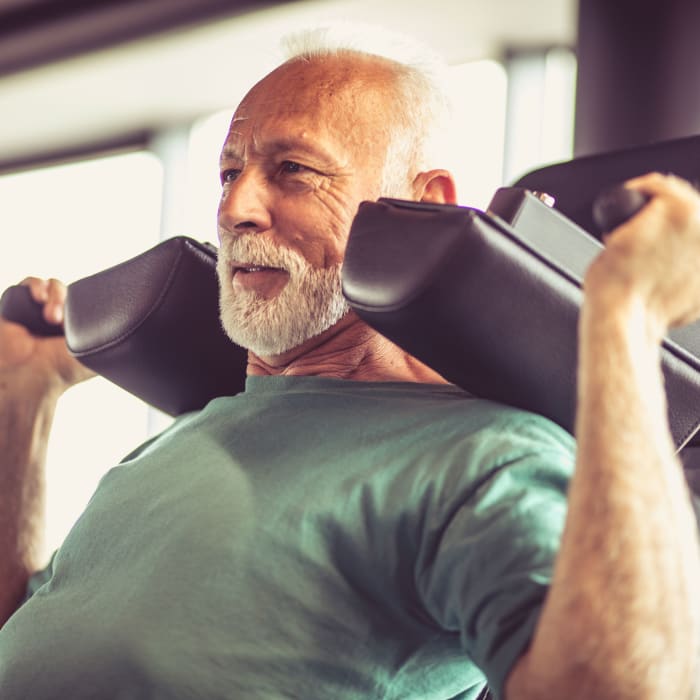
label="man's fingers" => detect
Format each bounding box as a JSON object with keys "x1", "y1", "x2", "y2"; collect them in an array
[
  {"x1": 624, "y1": 171, "x2": 698, "y2": 199},
  {"x1": 18, "y1": 277, "x2": 66, "y2": 325},
  {"x1": 19, "y1": 277, "x2": 49, "y2": 303},
  {"x1": 602, "y1": 172, "x2": 700, "y2": 244},
  {"x1": 44, "y1": 279, "x2": 66, "y2": 324}
]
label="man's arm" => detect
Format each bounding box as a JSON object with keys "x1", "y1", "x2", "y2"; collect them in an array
[
  {"x1": 0, "y1": 278, "x2": 94, "y2": 628},
  {"x1": 506, "y1": 174, "x2": 700, "y2": 700}
]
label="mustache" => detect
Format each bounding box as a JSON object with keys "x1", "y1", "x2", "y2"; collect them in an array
[{"x1": 219, "y1": 234, "x2": 308, "y2": 274}]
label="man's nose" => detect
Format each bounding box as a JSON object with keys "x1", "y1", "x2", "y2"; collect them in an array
[{"x1": 218, "y1": 169, "x2": 272, "y2": 235}]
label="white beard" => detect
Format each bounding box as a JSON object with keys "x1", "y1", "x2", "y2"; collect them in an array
[{"x1": 217, "y1": 234, "x2": 350, "y2": 356}]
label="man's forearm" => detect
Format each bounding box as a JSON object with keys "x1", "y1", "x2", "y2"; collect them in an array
[
  {"x1": 508, "y1": 296, "x2": 700, "y2": 699},
  {"x1": 0, "y1": 379, "x2": 57, "y2": 627}
]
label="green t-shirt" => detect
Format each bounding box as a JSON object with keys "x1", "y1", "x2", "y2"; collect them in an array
[{"x1": 0, "y1": 377, "x2": 575, "y2": 699}]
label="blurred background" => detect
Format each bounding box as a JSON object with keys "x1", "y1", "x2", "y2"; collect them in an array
[{"x1": 0, "y1": 0, "x2": 697, "y2": 552}]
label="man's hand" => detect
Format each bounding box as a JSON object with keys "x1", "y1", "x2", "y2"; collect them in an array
[
  {"x1": 0, "y1": 276, "x2": 96, "y2": 627},
  {"x1": 506, "y1": 173, "x2": 700, "y2": 700},
  {"x1": 0, "y1": 277, "x2": 95, "y2": 395},
  {"x1": 585, "y1": 172, "x2": 700, "y2": 339}
]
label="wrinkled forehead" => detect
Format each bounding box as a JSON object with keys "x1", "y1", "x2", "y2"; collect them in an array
[
  {"x1": 223, "y1": 55, "x2": 400, "y2": 157},
  {"x1": 239, "y1": 54, "x2": 393, "y2": 111}
]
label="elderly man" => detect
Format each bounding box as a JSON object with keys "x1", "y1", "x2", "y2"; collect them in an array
[{"x1": 1, "y1": 28, "x2": 699, "y2": 700}]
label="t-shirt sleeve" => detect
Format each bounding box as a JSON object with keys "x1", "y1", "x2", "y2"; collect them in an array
[
  {"x1": 415, "y1": 414, "x2": 575, "y2": 700},
  {"x1": 22, "y1": 550, "x2": 57, "y2": 604}
]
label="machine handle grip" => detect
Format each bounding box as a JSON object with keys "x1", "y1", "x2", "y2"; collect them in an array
[
  {"x1": 592, "y1": 184, "x2": 650, "y2": 233},
  {"x1": 0, "y1": 285, "x2": 64, "y2": 337}
]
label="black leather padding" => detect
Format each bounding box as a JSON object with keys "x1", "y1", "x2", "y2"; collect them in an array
[
  {"x1": 64, "y1": 236, "x2": 247, "y2": 416},
  {"x1": 342, "y1": 197, "x2": 700, "y2": 451},
  {"x1": 513, "y1": 134, "x2": 700, "y2": 240}
]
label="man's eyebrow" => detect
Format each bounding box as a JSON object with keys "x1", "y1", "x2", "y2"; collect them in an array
[
  {"x1": 219, "y1": 145, "x2": 242, "y2": 162},
  {"x1": 220, "y1": 138, "x2": 335, "y2": 165}
]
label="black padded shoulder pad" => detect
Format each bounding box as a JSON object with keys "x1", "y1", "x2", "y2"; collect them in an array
[
  {"x1": 65, "y1": 236, "x2": 247, "y2": 416},
  {"x1": 342, "y1": 197, "x2": 700, "y2": 451}
]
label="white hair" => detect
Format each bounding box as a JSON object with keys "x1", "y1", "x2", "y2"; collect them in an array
[{"x1": 280, "y1": 23, "x2": 453, "y2": 196}]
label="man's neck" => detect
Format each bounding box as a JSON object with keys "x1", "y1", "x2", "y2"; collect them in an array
[{"x1": 246, "y1": 313, "x2": 449, "y2": 385}]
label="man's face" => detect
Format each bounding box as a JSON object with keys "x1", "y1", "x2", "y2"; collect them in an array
[{"x1": 216, "y1": 55, "x2": 407, "y2": 356}]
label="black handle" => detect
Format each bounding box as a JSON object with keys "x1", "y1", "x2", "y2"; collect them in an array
[
  {"x1": 0, "y1": 285, "x2": 64, "y2": 337},
  {"x1": 592, "y1": 184, "x2": 650, "y2": 233}
]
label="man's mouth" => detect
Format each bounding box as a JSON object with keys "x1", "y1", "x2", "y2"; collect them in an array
[
  {"x1": 234, "y1": 264, "x2": 283, "y2": 274},
  {"x1": 230, "y1": 262, "x2": 290, "y2": 296}
]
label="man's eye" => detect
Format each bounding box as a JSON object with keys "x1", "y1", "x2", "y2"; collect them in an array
[
  {"x1": 221, "y1": 169, "x2": 240, "y2": 184},
  {"x1": 280, "y1": 161, "x2": 306, "y2": 175}
]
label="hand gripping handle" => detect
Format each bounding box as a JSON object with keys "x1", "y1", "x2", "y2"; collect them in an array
[
  {"x1": 592, "y1": 184, "x2": 650, "y2": 233},
  {"x1": 0, "y1": 285, "x2": 64, "y2": 337}
]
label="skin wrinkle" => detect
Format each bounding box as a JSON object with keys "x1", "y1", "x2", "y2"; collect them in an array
[
  {"x1": 219, "y1": 148, "x2": 356, "y2": 272},
  {"x1": 245, "y1": 315, "x2": 431, "y2": 378},
  {"x1": 226, "y1": 60, "x2": 405, "y2": 168}
]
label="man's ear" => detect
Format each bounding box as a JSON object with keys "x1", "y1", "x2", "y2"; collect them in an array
[{"x1": 412, "y1": 169, "x2": 458, "y2": 205}]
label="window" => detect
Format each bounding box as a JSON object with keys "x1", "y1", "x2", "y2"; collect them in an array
[
  {"x1": 502, "y1": 47, "x2": 577, "y2": 183},
  {"x1": 0, "y1": 150, "x2": 164, "y2": 554},
  {"x1": 444, "y1": 60, "x2": 508, "y2": 209}
]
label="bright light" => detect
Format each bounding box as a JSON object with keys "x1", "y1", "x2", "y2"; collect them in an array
[
  {"x1": 0, "y1": 150, "x2": 166, "y2": 556},
  {"x1": 445, "y1": 60, "x2": 508, "y2": 209},
  {"x1": 186, "y1": 109, "x2": 234, "y2": 245}
]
